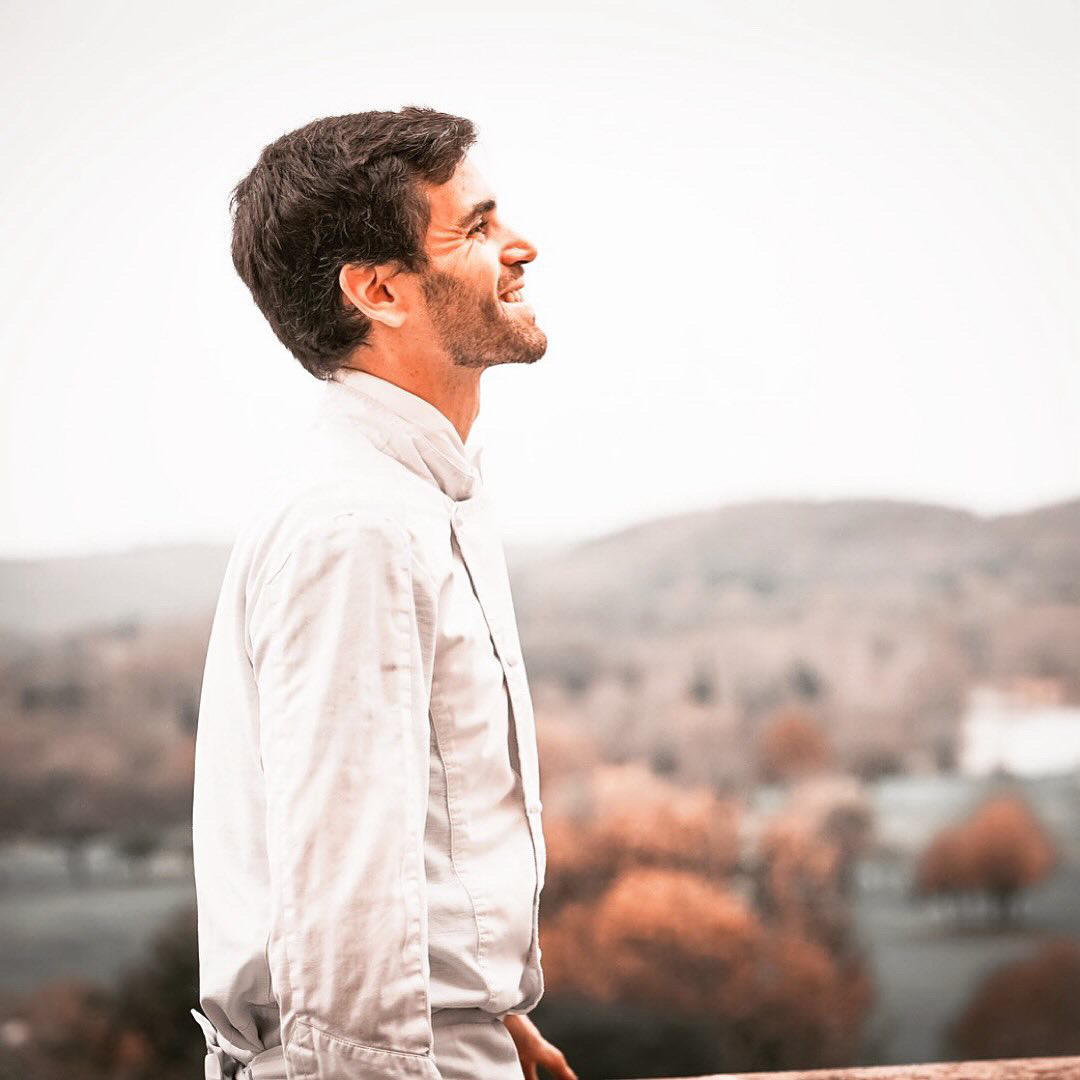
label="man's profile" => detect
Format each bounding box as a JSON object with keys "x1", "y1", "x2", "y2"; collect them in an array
[{"x1": 190, "y1": 106, "x2": 576, "y2": 1080}]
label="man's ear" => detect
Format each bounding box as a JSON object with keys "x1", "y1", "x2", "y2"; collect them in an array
[{"x1": 339, "y1": 262, "x2": 409, "y2": 329}]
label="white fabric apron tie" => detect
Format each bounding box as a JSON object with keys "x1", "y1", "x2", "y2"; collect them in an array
[{"x1": 190, "y1": 1009, "x2": 287, "y2": 1080}]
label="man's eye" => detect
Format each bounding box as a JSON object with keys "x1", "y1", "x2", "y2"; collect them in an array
[{"x1": 469, "y1": 219, "x2": 489, "y2": 237}]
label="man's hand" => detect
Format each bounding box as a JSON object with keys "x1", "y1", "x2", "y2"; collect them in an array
[{"x1": 501, "y1": 1012, "x2": 578, "y2": 1080}]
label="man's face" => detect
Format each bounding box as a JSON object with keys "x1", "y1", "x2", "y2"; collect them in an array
[{"x1": 417, "y1": 155, "x2": 547, "y2": 369}]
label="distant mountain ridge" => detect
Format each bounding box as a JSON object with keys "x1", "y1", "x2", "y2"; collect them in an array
[
  {"x1": 0, "y1": 543, "x2": 232, "y2": 638},
  {"x1": 0, "y1": 497, "x2": 1076, "y2": 639},
  {"x1": 512, "y1": 496, "x2": 1080, "y2": 628}
]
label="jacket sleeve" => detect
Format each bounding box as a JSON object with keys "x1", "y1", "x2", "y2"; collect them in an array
[{"x1": 248, "y1": 511, "x2": 443, "y2": 1080}]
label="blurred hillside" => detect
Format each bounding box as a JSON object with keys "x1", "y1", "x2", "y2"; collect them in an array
[
  {"x1": 2, "y1": 496, "x2": 1078, "y2": 802},
  {"x1": 4, "y1": 495, "x2": 1078, "y2": 642},
  {"x1": 0, "y1": 544, "x2": 231, "y2": 639},
  {"x1": 511, "y1": 497, "x2": 1080, "y2": 787}
]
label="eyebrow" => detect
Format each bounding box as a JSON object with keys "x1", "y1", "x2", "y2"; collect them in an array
[{"x1": 457, "y1": 199, "x2": 496, "y2": 229}]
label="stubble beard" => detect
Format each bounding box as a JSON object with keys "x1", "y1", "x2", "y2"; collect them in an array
[{"x1": 419, "y1": 268, "x2": 548, "y2": 370}]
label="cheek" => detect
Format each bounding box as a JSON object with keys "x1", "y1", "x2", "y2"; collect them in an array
[
  {"x1": 452, "y1": 245, "x2": 500, "y2": 289},
  {"x1": 429, "y1": 245, "x2": 501, "y2": 302}
]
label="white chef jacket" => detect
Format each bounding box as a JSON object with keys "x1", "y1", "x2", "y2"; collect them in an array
[{"x1": 191, "y1": 367, "x2": 546, "y2": 1079}]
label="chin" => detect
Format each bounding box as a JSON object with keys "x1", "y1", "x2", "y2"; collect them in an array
[{"x1": 515, "y1": 329, "x2": 548, "y2": 365}]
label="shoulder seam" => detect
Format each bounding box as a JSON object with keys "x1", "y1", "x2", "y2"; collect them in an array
[{"x1": 261, "y1": 509, "x2": 433, "y2": 598}]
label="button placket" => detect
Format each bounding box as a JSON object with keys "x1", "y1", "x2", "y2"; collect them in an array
[
  {"x1": 449, "y1": 498, "x2": 546, "y2": 972},
  {"x1": 449, "y1": 501, "x2": 541, "y2": 800}
]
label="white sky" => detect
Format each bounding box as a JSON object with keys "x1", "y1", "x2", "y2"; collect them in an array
[{"x1": 1, "y1": 0, "x2": 1077, "y2": 558}]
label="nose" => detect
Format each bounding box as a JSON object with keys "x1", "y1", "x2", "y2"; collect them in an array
[{"x1": 502, "y1": 228, "x2": 537, "y2": 267}]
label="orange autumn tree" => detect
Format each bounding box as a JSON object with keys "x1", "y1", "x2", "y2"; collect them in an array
[
  {"x1": 756, "y1": 704, "x2": 831, "y2": 784},
  {"x1": 589, "y1": 765, "x2": 738, "y2": 876},
  {"x1": 754, "y1": 777, "x2": 874, "y2": 960},
  {"x1": 915, "y1": 823, "x2": 978, "y2": 897},
  {"x1": 947, "y1": 939, "x2": 1080, "y2": 1059},
  {"x1": 915, "y1": 793, "x2": 1056, "y2": 920},
  {"x1": 539, "y1": 762, "x2": 739, "y2": 912},
  {"x1": 536, "y1": 763, "x2": 872, "y2": 1072},
  {"x1": 540, "y1": 866, "x2": 870, "y2": 1072}
]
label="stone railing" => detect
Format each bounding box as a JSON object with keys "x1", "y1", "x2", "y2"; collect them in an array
[{"x1": 644, "y1": 1058, "x2": 1080, "y2": 1080}]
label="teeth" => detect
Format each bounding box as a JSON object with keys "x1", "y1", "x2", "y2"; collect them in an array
[{"x1": 502, "y1": 289, "x2": 524, "y2": 303}]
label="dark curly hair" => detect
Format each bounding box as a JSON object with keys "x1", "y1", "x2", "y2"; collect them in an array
[{"x1": 229, "y1": 106, "x2": 477, "y2": 379}]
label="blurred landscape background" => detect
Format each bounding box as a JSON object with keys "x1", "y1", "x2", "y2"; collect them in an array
[{"x1": 2, "y1": 494, "x2": 1079, "y2": 1079}]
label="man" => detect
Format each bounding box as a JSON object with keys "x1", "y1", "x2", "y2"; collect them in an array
[{"x1": 190, "y1": 107, "x2": 577, "y2": 1080}]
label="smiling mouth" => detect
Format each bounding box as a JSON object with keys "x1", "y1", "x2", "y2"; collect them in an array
[{"x1": 499, "y1": 286, "x2": 526, "y2": 305}]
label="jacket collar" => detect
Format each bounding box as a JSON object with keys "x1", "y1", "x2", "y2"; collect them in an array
[{"x1": 323, "y1": 367, "x2": 486, "y2": 503}]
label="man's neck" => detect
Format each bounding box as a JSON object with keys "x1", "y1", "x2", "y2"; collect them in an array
[{"x1": 339, "y1": 358, "x2": 481, "y2": 447}]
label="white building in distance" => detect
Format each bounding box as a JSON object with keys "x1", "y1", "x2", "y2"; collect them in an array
[{"x1": 958, "y1": 678, "x2": 1080, "y2": 778}]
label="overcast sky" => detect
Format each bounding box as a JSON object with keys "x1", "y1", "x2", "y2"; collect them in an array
[{"x1": 1, "y1": 0, "x2": 1077, "y2": 558}]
